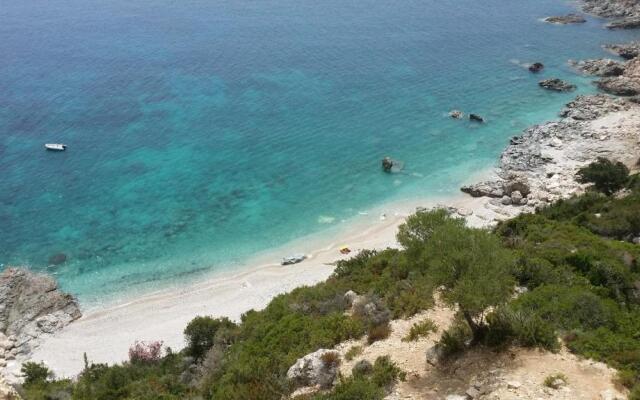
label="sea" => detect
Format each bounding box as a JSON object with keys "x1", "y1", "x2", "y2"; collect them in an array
[{"x1": 1, "y1": 0, "x2": 638, "y2": 304}]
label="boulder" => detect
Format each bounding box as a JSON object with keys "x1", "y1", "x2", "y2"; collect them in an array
[
  {"x1": 382, "y1": 157, "x2": 394, "y2": 172},
  {"x1": 503, "y1": 179, "x2": 530, "y2": 197},
  {"x1": 343, "y1": 290, "x2": 359, "y2": 306},
  {"x1": 425, "y1": 344, "x2": 445, "y2": 366},
  {"x1": 0, "y1": 268, "x2": 81, "y2": 356},
  {"x1": 510, "y1": 190, "x2": 523, "y2": 205},
  {"x1": 528, "y1": 62, "x2": 544, "y2": 73},
  {"x1": 460, "y1": 181, "x2": 503, "y2": 198},
  {"x1": 501, "y1": 195, "x2": 512, "y2": 205},
  {"x1": 544, "y1": 14, "x2": 586, "y2": 24},
  {"x1": 633, "y1": 237, "x2": 640, "y2": 245},
  {"x1": 539, "y1": 78, "x2": 577, "y2": 92},
  {"x1": 287, "y1": 349, "x2": 340, "y2": 389},
  {"x1": 469, "y1": 114, "x2": 484, "y2": 123}
]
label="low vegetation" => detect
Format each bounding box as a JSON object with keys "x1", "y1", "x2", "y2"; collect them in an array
[
  {"x1": 18, "y1": 163, "x2": 640, "y2": 400},
  {"x1": 402, "y1": 318, "x2": 438, "y2": 342},
  {"x1": 543, "y1": 373, "x2": 568, "y2": 389}
]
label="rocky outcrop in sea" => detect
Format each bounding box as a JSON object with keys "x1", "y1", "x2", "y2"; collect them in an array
[
  {"x1": 538, "y1": 78, "x2": 577, "y2": 92},
  {"x1": 0, "y1": 268, "x2": 81, "y2": 373}
]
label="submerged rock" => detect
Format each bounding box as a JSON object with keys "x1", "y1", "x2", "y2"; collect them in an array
[
  {"x1": 544, "y1": 14, "x2": 586, "y2": 24},
  {"x1": 0, "y1": 268, "x2": 81, "y2": 358},
  {"x1": 48, "y1": 252, "x2": 68, "y2": 265},
  {"x1": 469, "y1": 114, "x2": 484, "y2": 123},
  {"x1": 539, "y1": 78, "x2": 577, "y2": 92},
  {"x1": 528, "y1": 62, "x2": 544, "y2": 73}
]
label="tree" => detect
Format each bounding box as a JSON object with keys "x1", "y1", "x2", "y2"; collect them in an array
[
  {"x1": 399, "y1": 211, "x2": 515, "y2": 342},
  {"x1": 576, "y1": 157, "x2": 629, "y2": 196},
  {"x1": 397, "y1": 209, "x2": 464, "y2": 263},
  {"x1": 184, "y1": 316, "x2": 236, "y2": 360}
]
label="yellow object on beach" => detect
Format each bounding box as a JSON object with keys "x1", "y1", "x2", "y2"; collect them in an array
[{"x1": 339, "y1": 246, "x2": 351, "y2": 254}]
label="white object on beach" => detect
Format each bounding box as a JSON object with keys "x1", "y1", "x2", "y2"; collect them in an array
[
  {"x1": 281, "y1": 254, "x2": 306, "y2": 265},
  {"x1": 45, "y1": 144, "x2": 67, "y2": 151}
]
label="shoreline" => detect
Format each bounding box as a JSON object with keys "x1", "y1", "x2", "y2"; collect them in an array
[{"x1": 13, "y1": 188, "x2": 503, "y2": 380}]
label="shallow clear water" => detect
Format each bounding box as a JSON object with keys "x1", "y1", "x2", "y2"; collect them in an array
[{"x1": 1, "y1": 0, "x2": 638, "y2": 303}]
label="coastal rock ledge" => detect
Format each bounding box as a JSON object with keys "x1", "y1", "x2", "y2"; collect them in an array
[{"x1": 0, "y1": 268, "x2": 81, "y2": 367}]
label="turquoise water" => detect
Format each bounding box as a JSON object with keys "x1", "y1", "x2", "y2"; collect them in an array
[{"x1": 1, "y1": 0, "x2": 638, "y2": 304}]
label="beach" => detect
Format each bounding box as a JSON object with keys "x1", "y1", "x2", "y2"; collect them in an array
[{"x1": 15, "y1": 192, "x2": 498, "y2": 379}]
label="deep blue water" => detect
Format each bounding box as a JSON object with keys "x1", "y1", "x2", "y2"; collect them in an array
[{"x1": 1, "y1": 0, "x2": 638, "y2": 303}]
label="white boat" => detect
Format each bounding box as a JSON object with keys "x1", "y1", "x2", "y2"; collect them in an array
[
  {"x1": 45, "y1": 143, "x2": 67, "y2": 151},
  {"x1": 281, "y1": 254, "x2": 306, "y2": 265}
]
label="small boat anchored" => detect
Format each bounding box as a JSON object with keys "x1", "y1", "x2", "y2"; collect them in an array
[
  {"x1": 45, "y1": 143, "x2": 67, "y2": 151},
  {"x1": 281, "y1": 254, "x2": 306, "y2": 265}
]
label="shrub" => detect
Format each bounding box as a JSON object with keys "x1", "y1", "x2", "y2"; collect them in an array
[
  {"x1": 402, "y1": 318, "x2": 438, "y2": 342},
  {"x1": 367, "y1": 323, "x2": 391, "y2": 344},
  {"x1": 352, "y1": 360, "x2": 373, "y2": 377},
  {"x1": 183, "y1": 316, "x2": 236, "y2": 360},
  {"x1": 321, "y1": 351, "x2": 341, "y2": 368},
  {"x1": 21, "y1": 362, "x2": 52, "y2": 386},
  {"x1": 543, "y1": 373, "x2": 568, "y2": 389},
  {"x1": 127, "y1": 340, "x2": 163, "y2": 364},
  {"x1": 576, "y1": 158, "x2": 629, "y2": 195},
  {"x1": 438, "y1": 322, "x2": 471, "y2": 358},
  {"x1": 370, "y1": 356, "x2": 405, "y2": 387},
  {"x1": 345, "y1": 345, "x2": 363, "y2": 361},
  {"x1": 484, "y1": 307, "x2": 559, "y2": 351}
]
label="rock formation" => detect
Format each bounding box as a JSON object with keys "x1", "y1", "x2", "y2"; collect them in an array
[
  {"x1": 469, "y1": 114, "x2": 484, "y2": 123},
  {"x1": 287, "y1": 349, "x2": 340, "y2": 390},
  {"x1": 539, "y1": 78, "x2": 577, "y2": 92},
  {"x1": 570, "y1": 59, "x2": 625, "y2": 77},
  {"x1": 528, "y1": 62, "x2": 544, "y2": 73},
  {"x1": 596, "y1": 57, "x2": 640, "y2": 96},
  {"x1": 0, "y1": 268, "x2": 81, "y2": 367},
  {"x1": 604, "y1": 42, "x2": 640, "y2": 59},
  {"x1": 544, "y1": 14, "x2": 586, "y2": 24},
  {"x1": 582, "y1": 0, "x2": 640, "y2": 19},
  {"x1": 449, "y1": 110, "x2": 464, "y2": 119}
]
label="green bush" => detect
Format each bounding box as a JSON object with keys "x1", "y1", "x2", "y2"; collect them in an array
[
  {"x1": 543, "y1": 373, "x2": 567, "y2": 388},
  {"x1": 367, "y1": 323, "x2": 391, "y2": 344},
  {"x1": 345, "y1": 345, "x2": 363, "y2": 361},
  {"x1": 438, "y1": 322, "x2": 471, "y2": 358},
  {"x1": 402, "y1": 318, "x2": 437, "y2": 342},
  {"x1": 576, "y1": 157, "x2": 630, "y2": 195},
  {"x1": 184, "y1": 316, "x2": 237, "y2": 360},
  {"x1": 21, "y1": 362, "x2": 51, "y2": 386},
  {"x1": 484, "y1": 307, "x2": 558, "y2": 351}
]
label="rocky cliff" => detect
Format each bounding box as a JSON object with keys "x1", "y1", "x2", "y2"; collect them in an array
[{"x1": 0, "y1": 268, "x2": 81, "y2": 371}]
